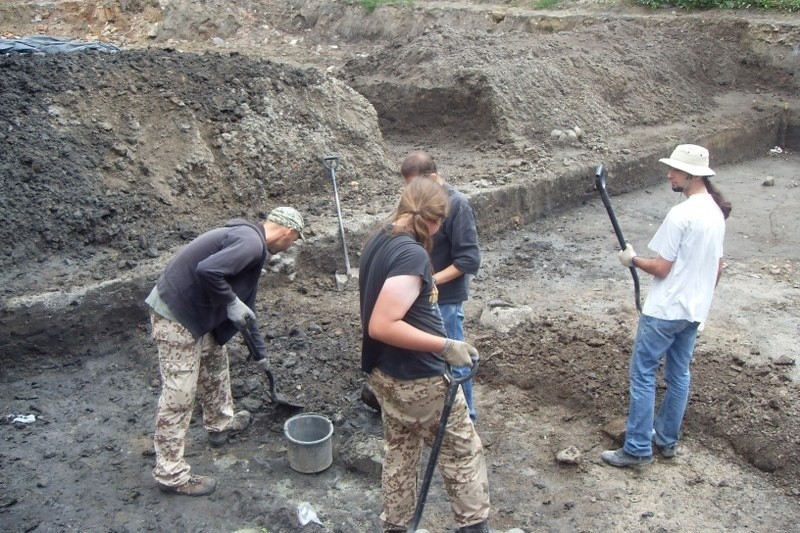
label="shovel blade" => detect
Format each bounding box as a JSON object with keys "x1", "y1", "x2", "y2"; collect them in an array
[
  {"x1": 334, "y1": 267, "x2": 359, "y2": 291},
  {"x1": 266, "y1": 369, "x2": 304, "y2": 409},
  {"x1": 334, "y1": 271, "x2": 349, "y2": 291},
  {"x1": 271, "y1": 393, "x2": 304, "y2": 410}
]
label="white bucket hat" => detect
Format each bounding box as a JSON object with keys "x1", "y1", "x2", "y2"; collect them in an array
[{"x1": 659, "y1": 144, "x2": 715, "y2": 177}]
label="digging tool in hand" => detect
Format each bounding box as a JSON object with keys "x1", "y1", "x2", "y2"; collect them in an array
[
  {"x1": 407, "y1": 358, "x2": 479, "y2": 533},
  {"x1": 239, "y1": 319, "x2": 303, "y2": 410},
  {"x1": 322, "y1": 155, "x2": 353, "y2": 290},
  {"x1": 595, "y1": 164, "x2": 642, "y2": 313}
]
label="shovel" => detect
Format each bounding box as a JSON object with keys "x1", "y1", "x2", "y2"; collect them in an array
[
  {"x1": 322, "y1": 155, "x2": 352, "y2": 289},
  {"x1": 407, "y1": 358, "x2": 479, "y2": 533},
  {"x1": 595, "y1": 164, "x2": 642, "y2": 313},
  {"x1": 239, "y1": 321, "x2": 304, "y2": 410}
]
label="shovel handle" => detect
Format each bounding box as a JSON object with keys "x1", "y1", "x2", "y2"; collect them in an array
[
  {"x1": 239, "y1": 320, "x2": 263, "y2": 361},
  {"x1": 321, "y1": 155, "x2": 351, "y2": 276},
  {"x1": 595, "y1": 164, "x2": 642, "y2": 313},
  {"x1": 444, "y1": 356, "x2": 479, "y2": 385},
  {"x1": 322, "y1": 155, "x2": 339, "y2": 171},
  {"x1": 240, "y1": 319, "x2": 302, "y2": 408}
]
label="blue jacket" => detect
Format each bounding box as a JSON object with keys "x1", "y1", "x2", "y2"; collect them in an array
[{"x1": 431, "y1": 183, "x2": 481, "y2": 304}]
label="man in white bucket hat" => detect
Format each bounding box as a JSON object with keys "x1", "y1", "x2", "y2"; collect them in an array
[{"x1": 601, "y1": 144, "x2": 731, "y2": 467}]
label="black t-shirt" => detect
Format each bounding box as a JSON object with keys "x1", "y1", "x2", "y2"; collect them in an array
[{"x1": 359, "y1": 227, "x2": 446, "y2": 380}]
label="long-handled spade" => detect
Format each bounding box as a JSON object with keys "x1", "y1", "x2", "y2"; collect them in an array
[
  {"x1": 240, "y1": 319, "x2": 303, "y2": 410},
  {"x1": 595, "y1": 164, "x2": 642, "y2": 313},
  {"x1": 407, "y1": 359, "x2": 479, "y2": 533},
  {"x1": 322, "y1": 155, "x2": 352, "y2": 289}
]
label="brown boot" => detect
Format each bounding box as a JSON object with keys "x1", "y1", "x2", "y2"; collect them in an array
[
  {"x1": 208, "y1": 410, "x2": 252, "y2": 447},
  {"x1": 158, "y1": 475, "x2": 217, "y2": 496}
]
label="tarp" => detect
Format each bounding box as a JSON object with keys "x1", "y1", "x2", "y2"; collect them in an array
[{"x1": 0, "y1": 35, "x2": 120, "y2": 54}]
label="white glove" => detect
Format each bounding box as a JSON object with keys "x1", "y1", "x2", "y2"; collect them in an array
[
  {"x1": 255, "y1": 356, "x2": 270, "y2": 373},
  {"x1": 440, "y1": 339, "x2": 478, "y2": 368},
  {"x1": 227, "y1": 297, "x2": 255, "y2": 328},
  {"x1": 618, "y1": 243, "x2": 637, "y2": 268}
]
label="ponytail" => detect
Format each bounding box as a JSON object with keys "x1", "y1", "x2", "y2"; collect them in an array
[
  {"x1": 703, "y1": 178, "x2": 731, "y2": 219},
  {"x1": 385, "y1": 179, "x2": 449, "y2": 251}
]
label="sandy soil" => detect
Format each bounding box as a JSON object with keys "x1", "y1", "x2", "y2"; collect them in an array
[{"x1": 1, "y1": 1, "x2": 799, "y2": 532}]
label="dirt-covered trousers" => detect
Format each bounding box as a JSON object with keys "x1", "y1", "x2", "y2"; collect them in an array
[
  {"x1": 369, "y1": 368, "x2": 490, "y2": 529},
  {"x1": 150, "y1": 312, "x2": 236, "y2": 486}
]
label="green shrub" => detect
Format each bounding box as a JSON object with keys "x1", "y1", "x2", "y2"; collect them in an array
[
  {"x1": 359, "y1": 0, "x2": 414, "y2": 13},
  {"x1": 635, "y1": 0, "x2": 799, "y2": 11},
  {"x1": 532, "y1": 0, "x2": 561, "y2": 8}
]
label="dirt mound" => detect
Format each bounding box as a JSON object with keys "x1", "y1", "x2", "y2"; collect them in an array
[
  {"x1": 344, "y1": 19, "x2": 747, "y2": 149},
  {"x1": 2, "y1": 1, "x2": 800, "y2": 532},
  {"x1": 476, "y1": 315, "x2": 800, "y2": 484},
  {"x1": 2, "y1": 4, "x2": 798, "y2": 296},
  {"x1": 0, "y1": 48, "x2": 393, "y2": 296}
]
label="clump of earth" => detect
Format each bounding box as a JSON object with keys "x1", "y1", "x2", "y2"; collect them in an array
[{"x1": 1, "y1": 1, "x2": 799, "y2": 532}]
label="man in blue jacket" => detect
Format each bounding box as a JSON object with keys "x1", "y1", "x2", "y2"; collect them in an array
[
  {"x1": 400, "y1": 151, "x2": 482, "y2": 421},
  {"x1": 145, "y1": 207, "x2": 305, "y2": 496}
]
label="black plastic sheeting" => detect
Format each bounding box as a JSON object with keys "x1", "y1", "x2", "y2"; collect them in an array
[{"x1": 0, "y1": 35, "x2": 120, "y2": 54}]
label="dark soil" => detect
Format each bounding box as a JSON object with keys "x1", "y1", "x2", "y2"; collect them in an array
[{"x1": 1, "y1": 1, "x2": 799, "y2": 532}]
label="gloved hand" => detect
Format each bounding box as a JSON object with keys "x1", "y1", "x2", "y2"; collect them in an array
[
  {"x1": 255, "y1": 354, "x2": 270, "y2": 372},
  {"x1": 227, "y1": 297, "x2": 255, "y2": 328},
  {"x1": 618, "y1": 243, "x2": 637, "y2": 268},
  {"x1": 440, "y1": 339, "x2": 478, "y2": 368}
]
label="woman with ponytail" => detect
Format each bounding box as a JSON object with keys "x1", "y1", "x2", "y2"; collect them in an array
[{"x1": 359, "y1": 178, "x2": 492, "y2": 532}]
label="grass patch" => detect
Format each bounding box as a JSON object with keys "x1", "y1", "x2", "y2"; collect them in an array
[
  {"x1": 532, "y1": 0, "x2": 561, "y2": 8},
  {"x1": 359, "y1": 0, "x2": 414, "y2": 13},
  {"x1": 635, "y1": 0, "x2": 800, "y2": 11}
]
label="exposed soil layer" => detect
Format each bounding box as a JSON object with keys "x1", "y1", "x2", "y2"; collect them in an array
[{"x1": 1, "y1": 1, "x2": 799, "y2": 532}]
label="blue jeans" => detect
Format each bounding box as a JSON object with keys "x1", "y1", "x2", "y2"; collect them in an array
[
  {"x1": 623, "y1": 314, "x2": 699, "y2": 457},
  {"x1": 439, "y1": 302, "x2": 476, "y2": 421}
]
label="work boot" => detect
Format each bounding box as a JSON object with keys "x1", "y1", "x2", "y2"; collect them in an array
[
  {"x1": 652, "y1": 429, "x2": 676, "y2": 459},
  {"x1": 361, "y1": 382, "x2": 381, "y2": 412},
  {"x1": 600, "y1": 448, "x2": 653, "y2": 467},
  {"x1": 208, "y1": 410, "x2": 252, "y2": 447},
  {"x1": 655, "y1": 442, "x2": 676, "y2": 458},
  {"x1": 457, "y1": 520, "x2": 490, "y2": 533},
  {"x1": 157, "y1": 475, "x2": 217, "y2": 496}
]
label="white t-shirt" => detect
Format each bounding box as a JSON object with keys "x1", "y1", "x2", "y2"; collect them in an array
[{"x1": 642, "y1": 193, "x2": 725, "y2": 322}]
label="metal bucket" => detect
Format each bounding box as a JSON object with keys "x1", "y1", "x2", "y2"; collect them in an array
[{"x1": 284, "y1": 413, "x2": 334, "y2": 473}]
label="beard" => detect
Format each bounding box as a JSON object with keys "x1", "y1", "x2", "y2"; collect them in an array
[{"x1": 671, "y1": 184, "x2": 684, "y2": 193}]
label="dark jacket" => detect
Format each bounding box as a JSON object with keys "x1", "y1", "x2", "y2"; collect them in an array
[
  {"x1": 156, "y1": 219, "x2": 268, "y2": 353},
  {"x1": 431, "y1": 183, "x2": 481, "y2": 304}
]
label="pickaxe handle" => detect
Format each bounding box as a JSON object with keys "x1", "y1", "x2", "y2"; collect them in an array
[
  {"x1": 595, "y1": 164, "x2": 642, "y2": 314},
  {"x1": 407, "y1": 359, "x2": 479, "y2": 532}
]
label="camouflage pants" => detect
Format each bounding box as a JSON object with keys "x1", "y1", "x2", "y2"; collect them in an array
[
  {"x1": 369, "y1": 368, "x2": 490, "y2": 530},
  {"x1": 150, "y1": 312, "x2": 235, "y2": 486}
]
